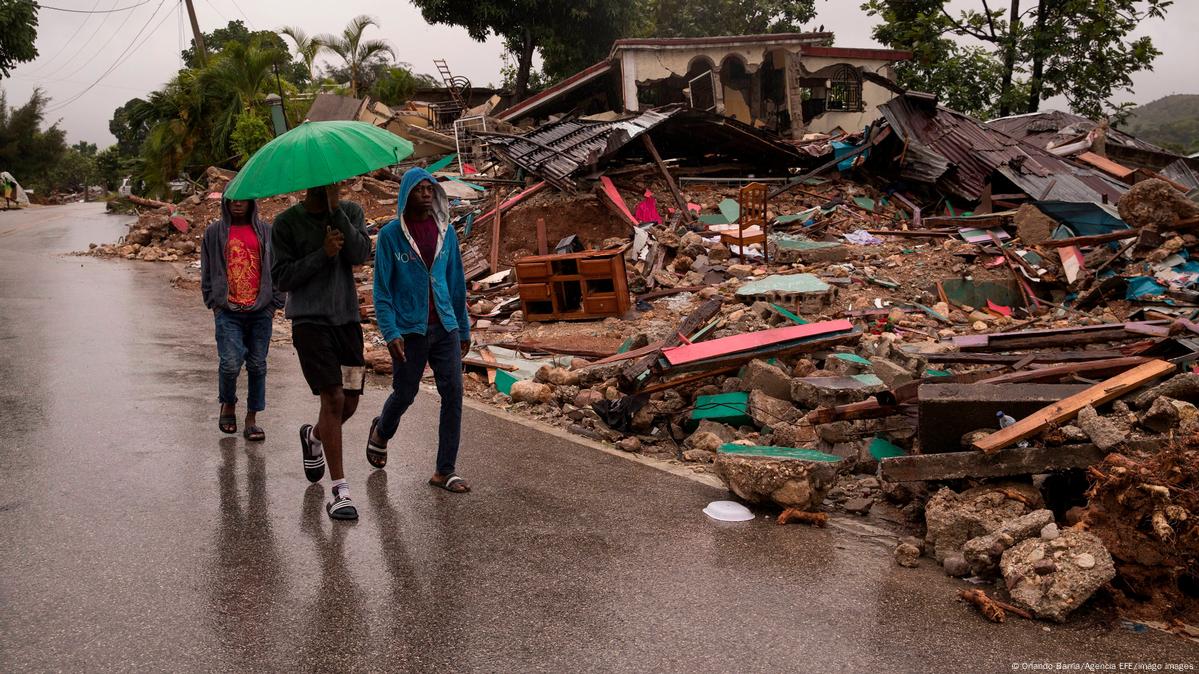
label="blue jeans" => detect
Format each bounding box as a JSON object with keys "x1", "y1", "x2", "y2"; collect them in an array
[
  {"x1": 376, "y1": 324, "x2": 463, "y2": 475},
  {"x1": 215, "y1": 308, "x2": 274, "y2": 412}
]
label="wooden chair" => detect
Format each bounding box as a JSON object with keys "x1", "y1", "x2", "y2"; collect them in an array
[{"x1": 720, "y1": 182, "x2": 768, "y2": 262}]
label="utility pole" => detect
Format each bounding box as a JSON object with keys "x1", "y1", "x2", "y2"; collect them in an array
[{"x1": 183, "y1": 0, "x2": 208, "y2": 67}]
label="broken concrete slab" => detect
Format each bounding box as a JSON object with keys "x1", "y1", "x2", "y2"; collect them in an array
[
  {"x1": 772, "y1": 235, "x2": 850, "y2": 263},
  {"x1": 924, "y1": 484, "x2": 1043, "y2": 563},
  {"x1": 962, "y1": 509, "x2": 1055, "y2": 577},
  {"x1": 1000, "y1": 529, "x2": 1116, "y2": 622},
  {"x1": 918, "y1": 383, "x2": 1090, "y2": 453},
  {"x1": 735, "y1": 273, "x2": 833, "y2": 313},
  {"x1": 748, "y1": 389, "x2": 800, "y2": 428},
  {"x1": 1014, "y1": 203, "x2": 1059, "y2": 246},
  {"x1": 869, "y1": 357, "x2": 916, "y2": 389},
  {"x1": 790, "y1": 374, "x2": 885, "y2": 409},
  {"x1": 713, "y1": 444, "x2": 841, "y2": 509},
  {"x1": 880, "y1": 444, "x2": 1116, "y2": 482},
  {"x1": 767, "y1": 421, "x2": 818, "y2": 448},
  {"x1": 1075, "y1": 405, "x2": 1127, "y2": 451},
  {"x1": 1134, "y1": 372, "x2": 1199, "y2": 408},
  {"x1": 739, "y1": 359, "x2": 793, "y2": 400}
]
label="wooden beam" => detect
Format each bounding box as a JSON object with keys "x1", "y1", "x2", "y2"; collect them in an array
[
  {"x1": 971, "y1": 359, "x2": 1176, "y2": 453},
  {"x1": 489, "y1": 190, "x2": 502, "y2": 273},
  {"x1": 1035, "y1": 230, "x2": 1139, "y2": 249},
  {"x1": 805, "y1": 399, "x2": 901, "y2": 424},
  {"x1": 637, "y1": 365, "x2": 741, "y2": 395},
  {"x1": 641, "y1": 134, "x2": 693, "y2": 224},
  {"x1": 535, "y1": 217, "x2": 548, "y2": 255},
  {"x1": 620, "y1": 298, "x2": 723, "y2": 388},
  {"x1": 976, "y1": 356, "x2": 1151, "y2": 385},
  {"x1": 882, "y1": 445, "x2": 1108, "y2": 483}
]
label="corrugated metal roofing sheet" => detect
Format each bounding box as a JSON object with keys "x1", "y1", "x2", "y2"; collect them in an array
[
  {"x1": 987, "y1": 110, "x2": 1167, "y2": 154},
  {"x1": 878, "y1": 95, "x2": 1126, "y2": 204}
]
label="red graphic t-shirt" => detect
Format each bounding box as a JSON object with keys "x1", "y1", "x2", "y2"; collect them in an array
[
  {"x1": 225, "y1": 224, "x2": 261, "y2": 308},
  {"x1": 407, "y1": 216, "x2": 441, "y2": 326}
]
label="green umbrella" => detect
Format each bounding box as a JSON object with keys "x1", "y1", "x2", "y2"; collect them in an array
[{"x1": 224, "y1": 120, "x2": 414, "y2": 200}]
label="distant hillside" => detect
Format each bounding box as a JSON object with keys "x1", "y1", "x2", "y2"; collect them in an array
[{"x1": 1120, "y1": 94, "x2": 1199, "y2": 155}]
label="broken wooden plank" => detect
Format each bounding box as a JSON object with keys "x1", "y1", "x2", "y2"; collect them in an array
[
  {"x1": 489, "y1": 190, "x2": 502, "y2": 273},
  {"x1": 478, "y1": 347, "x2": 499, "y2": 385},
  {"x1": 805, "y1": 399, "x2": 901, "y2": 424},
  {"x1": 1035, "y1": 229, "x2": 1138, "y2": 249},
  {"x1": 881, "y1": 442, "x2": 1157, "y2": 482},
  {"x1": 953, "y1": 321, "x2": 1171, "y2": 352},
  {"x1": 976, "y1": 357, "x2": 1152, "y2": 385},
  {"x1": 665, "y1": 329, "x2": 862, "y2": 376},
  {"x1": 637, "y1": 365, "x2": 742, "y2": 395},
  {"x1": 662, "y1": 320, "x2": 854, "y2": 366},
  {"x1": 599, "y1": 176, "x2": 638, "y2": 226},
  {"x1": 971, "y1": 359, "x2": 1176, "y2": 453},
  {"x1": 461, "y1": 357, "x2": 518, "y2": 372},
  {"x1": 474, "y1": 181, "x2": 547, "y2": 228},
  {"x1": 641, "y1": 134, "x2": 693, "y2": 224},
  {"x1": 536, "y1": 217, "x2": 548, "y2": 255},
  {"x1": 578, "y1": 341, "x2": 663, "y2": 369},
  {"x1": 620, "y1": 298, "x2": 723, "y2": 387}
]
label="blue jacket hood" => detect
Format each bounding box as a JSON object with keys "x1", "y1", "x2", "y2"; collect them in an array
[{"x1": 395, "y1": 167, "x2": 449, "y2": 227}]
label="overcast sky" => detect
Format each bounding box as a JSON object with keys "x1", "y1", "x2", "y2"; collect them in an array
[{"x1": 8, "y1": 0, "x2": 1196, "y2": 146}]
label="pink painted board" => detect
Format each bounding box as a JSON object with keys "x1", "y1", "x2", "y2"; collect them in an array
[
  {"x1": 662, "y1": 320, "x2": 854, "y2": 366},
  {"x1": 600, "y1": 176, "x2": 637, "y2": 225}
]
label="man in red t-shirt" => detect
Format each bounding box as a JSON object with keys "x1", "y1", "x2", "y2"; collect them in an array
[{"x1": 201, "y1": 197, "x2": 286, "y2": 441}]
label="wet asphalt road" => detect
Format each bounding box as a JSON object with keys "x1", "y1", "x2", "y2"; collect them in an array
[{"x1": 0, "y1": 203, "x2": 1194, "y2": 672}]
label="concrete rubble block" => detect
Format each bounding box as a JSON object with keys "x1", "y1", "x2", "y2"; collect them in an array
[
  {"x1": 510, "y1": 381, "x2": 554, "y2": 405},
  {"x1": 1014, "y1": 203, "x2": 1059, "y2": 245},
  {"x1": 825, "y1": 352, "x2": 872, "y2": 376},
  {"x1": 844, "y1": 496, "x2": 874, "y2": 515},
  {"x1": 943, "y1": 554, "x2": 970, "y2": 577},
  {"x1": 1135, "y1": 373, "x2": 1199, "y2": 409},
  {"x1": 961, "y1": 509, "x2": 1055, "y2": 577},
  {"x1": 616, "y1": 437, "x2": 641, "y2": 453},
  {"x1": 695, "y1": 420, "x2": 738, "y2": 443},
  {"x1": 1117, "y1": 178, "x2": 1199, "y2": 229},
  {"x1": 685, "y1": 431, "x2": 724, "y2": 453},
  {"x1": 1075, "y1": 405, "x2": 1127, "y2": 451},
  {"x1": 682, "y1": 448, "x2": 715, "y2": 463},
  {"x1": 895, "y1": 542, "x2": 921, "y2": 568},
  {"x1": 735, "y1": 273, "x2": 834, "y2": 313},
  {"x1": 767, "y1": 421, "x2": 818, "y2": 448},
  {"x1": 773, "y1": 237, "x2": 850, "y2": 264},
  {"x1": 917, "y1": 383, "x2": 1089, "y2": 453},
  {"x1": 713, "y1": 445, "x2": 842, "y2": 509},
  {"x1": 1138, "y1": 395, "x2": 1187, "y2": 433},
  {"x1": 573, "y1": 389, "x2": 604, "y2": 408},
  {"x1": 924, "y1": 483, "x2": 1043, "y2": 563},
  {"x1": 869, "y1": 357, "x2": 916, "y2": 389},
  {"x1": 748, "y1": 389, "x2": 801, "y2": 428},
  {"x1": 790, "y1": 374, "x2": 885, "y2": 409},
  {"x1": 1000, "y1": 530, "x2": 1117, "y2": 622},
  {"x1": 816, "y1": 421, "x2": 854, "y2": 444},
  {"x1": 739, "y1": 359, "x2": 793, "y2": 400}
]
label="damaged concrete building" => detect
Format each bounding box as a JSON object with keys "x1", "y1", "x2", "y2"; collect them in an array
[{"x1": 498, "y1": 33, "x2": 911, "y2": 138}]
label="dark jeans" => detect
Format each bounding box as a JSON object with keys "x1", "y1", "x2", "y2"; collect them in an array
[
  {"x1": 215, "y1": 307, "x2": 274, "y2": 412},
  {"x1": 376, "y1": 324, "x2": 463, "y2": 475}
]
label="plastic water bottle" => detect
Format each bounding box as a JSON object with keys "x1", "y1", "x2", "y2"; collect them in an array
[{"x1": 997, "y1": 411, "x2": 1029, "y2": 448}]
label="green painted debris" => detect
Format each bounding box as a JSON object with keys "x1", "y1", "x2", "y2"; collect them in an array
[
  {"x1": 699, "y1": 213, "x2": 730, "y2": 225},
  {"x1": 868, "y1": 437, "x2": 906, "y2": 460},
  {"x1": 832, "y1": 353, "x2": 872, "y2": 366},
  {"x1": 866, "y1": 275, "x2": 900, "y2": 289},
  {"x1": 768, "y1": 303, "x2": 808, "y2": 325},
  {"x1": 774, "y1": 207, "x2": 819, "y2": 224},
  {"x1": 718, "y1": 444, "x2": 841, "y2": 462},
  {"x1": 426, "y1": 153, "x2": 457, "y2": 173},
  {"x1": 913, "y1": 302, "x2": 950, "y2": 324},
  {"x1": 735, "y1": 273, "x2": 830, "y2": 298},
  {"x1": 719, "y1": 198, "x2": 740, "y2": 223},
  {"x1": 772, "y1": 235, "x2": 843, "y2": 252},
  {"x1": 691, "y1": 392, "x2": 752, "y2": 427},
  {"x1": 924, "y1": 368, "x2": 952, "y2": 377},
  {"x1": 495, "y1": 369, "x2": 518, "y2": 395},
  {"x1": 853, "y1": 196, "x2": 876, "y2": 212},
  {"x1": 617, "y1": 337, "x2": 634, "y2": 354},
  {"x1": 940, "y1": 278, "x2": 1024, "y2": 310}
]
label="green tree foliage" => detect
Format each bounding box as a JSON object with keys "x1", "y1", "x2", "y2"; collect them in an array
[
  {"x1": 94, "y1": 144, "x2": 125, "y2": 190},
  {"x1": 0, "y1": 89, "x2": 66, "y2": 193},
  {"x1": 316, "y1": 15, "x2": 394, "y2": 98},
  {"x1": 635, "y1": 0, "x2": 817, "y2": 38},
  {"x1": 230, "y1": 113, "x2": 272, "y2": 166},
  {"x1": 109, "y1": 98, "x2": 151, "y2": 156},
  {"x1": 370, "y1": 65, "x2": 438, "y2": 107},
  {"x1": 46, "y1": 145, "x2": 98, "y2": 193},
  {"x1": 410, "y1": 0, "x2": 636, "y2": 102},
  {"x1": 72, "y1": 140, "x2": 97, "y2": 157},
  {"x1": 0, "y1": 0, "x2": 38, "y2": 77},
  {"x1": 278, "y1": 26, "x2": 322, "y2": 85},
  {"x1": 183, "y1": 20, "x2": 307, "y2": 84},
  {"x1": 863, "y1": 0, "x2": 1172, "y2": 120}
]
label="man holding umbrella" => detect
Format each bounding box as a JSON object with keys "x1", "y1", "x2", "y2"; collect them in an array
[
  {"x1": 226, "y1": 120, "x2": 414, "y2": 521},
  {"x1": 272, "y1": 182, "x2": 372, "y2": 520}
]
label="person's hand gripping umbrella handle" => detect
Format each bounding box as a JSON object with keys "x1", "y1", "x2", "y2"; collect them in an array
[{"x1": 322, "y1": 184, "x2": 344, "y2": 257}]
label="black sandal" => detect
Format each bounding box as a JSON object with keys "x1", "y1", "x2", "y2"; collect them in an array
[
  {"x1": 243, "y1": 425, "x2": 265, "y2": 442},
  {"x1": 429, "y1": 473, "x2": 470, "y2": 493},
  {"x1": 366, "y1": 416, "x2": 388, "y2": 469},
  {"x1": 219, "y1": 414, "x2": 237, "y2": 434}
]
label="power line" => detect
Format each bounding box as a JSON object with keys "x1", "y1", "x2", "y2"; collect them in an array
[
  {"x1": 45, "y1": 0, "x2": 175, "y2": 114},
  {"x1": 22, "y1": 0, "x2": 105, "y2": 75},
  {"x1": 39, "y1": 0, "x2": 153, "y2": 13},
  {"x1": 226, "y1": 0, "x2": 252, "y2": 28},
  {"x1": 39, "y1": 0, "x2": 135, "y2": 80}
]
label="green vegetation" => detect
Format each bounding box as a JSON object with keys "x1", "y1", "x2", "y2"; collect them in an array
[
  {"x1": 0, "y1": 0, "x2": 38, "y2": 77},
  {"x1": 1120, "y1": 94, "x2": 1199, "y2": 155}
]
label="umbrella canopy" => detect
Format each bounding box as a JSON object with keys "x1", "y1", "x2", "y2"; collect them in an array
[{"x1": 224, "y1": 121, "x2": 413, "y2": 200}]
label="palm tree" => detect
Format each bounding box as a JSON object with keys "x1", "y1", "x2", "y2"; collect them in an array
[
  {"x1": 278, "y1": 26, "x2": 321, "y2": 85},
  {"x1": 316, "y1": 15, "x2": 394, "y2": 98},
  {"x1": 202, "y1": 40, "x2": 282, "y2": 113}
]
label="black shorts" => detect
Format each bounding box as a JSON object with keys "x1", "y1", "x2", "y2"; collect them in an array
[{"x1": 291, "y1": 322, "x2": 366, "y2": 395}]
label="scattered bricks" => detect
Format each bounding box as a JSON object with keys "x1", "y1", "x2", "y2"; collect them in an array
[
  {"x1": 1000, "y1": 530, "x2": 1116, "y2": 622},
  {"x1": 962, "y1": 509, "x2": 1056, "y2": 577},
  {"x1": 510, "y1": 381, "x2": 553, "y2": 405},
  {"x1": 924, "y1": 484, "x2": 1042, "y2": 562},
  {"x1": 895, "y1": 542, "x2": 921, "y2": 568},
  {"x1": 1134, "y1": 372, "x2": 1199, "y2": 408},
  {"x1": 739, "y1": 359, "x2": 793, "y2": 400},
  {"x1": 714, "y1": 445, "x2": 842, "y2": 509},
  {"x1": 749, "y1": 389, "x2": 800, "y2": 428},
  {"x1": 869, "y1": 357, "x2": 916, "y2": 389},
  {"x1": 917, "y1": 383, "x2": 1090, "y2": 453},
  {"x1": 1075, "y1": 405, "x2": 1127, "y2": 451},
  {"x1": 790, "y1": 374, "x2": 885, "y2": 409}
]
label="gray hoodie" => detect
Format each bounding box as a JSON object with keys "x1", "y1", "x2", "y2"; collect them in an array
[{"x1": 200, "y1": 197, "x2": 286, "y2": 313}]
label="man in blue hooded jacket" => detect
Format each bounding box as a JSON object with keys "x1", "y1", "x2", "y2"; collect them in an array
[{"x1": 368, "y1": 168, "x2": 472, "y2": 493}]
